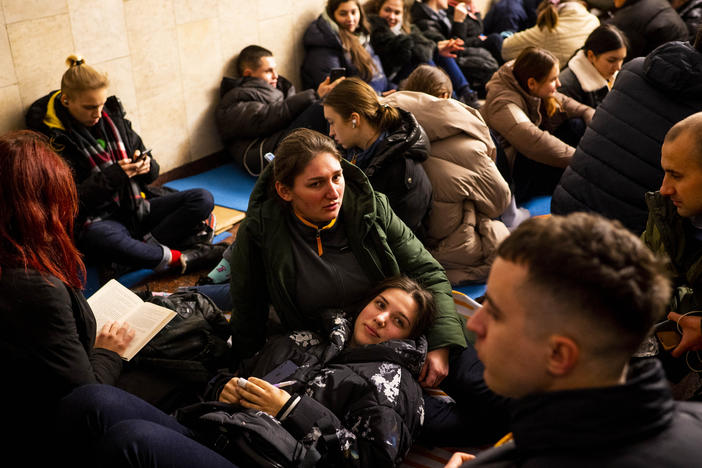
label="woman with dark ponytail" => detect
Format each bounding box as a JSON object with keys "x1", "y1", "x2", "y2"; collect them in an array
[
  {"x1": 301, "y1": 0, "x2": 393, "y2": 94},
  {"x1": 323, "y1": 77, "x2": 432, "y2": 235},
  {"x1": 559, "y1": 24, "x2": 628, "y2": 108}
]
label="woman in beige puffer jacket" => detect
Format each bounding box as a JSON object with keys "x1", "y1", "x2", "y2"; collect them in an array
[
  {"x1": 383, "y1": 90, "x2": 511, "y2": 284},
  {"x1": 481, "y1": 47, "x2": 594, "y2": 203}
]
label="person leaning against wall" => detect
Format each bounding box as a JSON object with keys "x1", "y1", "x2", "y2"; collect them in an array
[
  {"x1": 26, "y1": 55, "x2": 224, "y2": 282},
  {"x1": 215, "y1": 45, "x2": 343, "y2": 176}
]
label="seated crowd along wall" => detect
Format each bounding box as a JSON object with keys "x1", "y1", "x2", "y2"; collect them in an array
[{"x1": 0, "y1": 0, "x2": 326, "y2": 172}]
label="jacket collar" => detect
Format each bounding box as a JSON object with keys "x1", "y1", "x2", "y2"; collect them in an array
[
  {"x1": 247, "y1": 159, "x2": 378, "y2": 241},
  {"x1": 567, "y1": 49, "x2": 612, "y2": 92},
  {"x1": 510, "y1": 359, "x2": 674, "y2": 451},
  {"x1": 42, "y1": 91, "x2": 66, "y2": 131},
  {"x1": 218, "y1": 75, "x2": 292, "y2": 99}
]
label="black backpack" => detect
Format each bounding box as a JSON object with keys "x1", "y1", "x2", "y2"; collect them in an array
[{"x1": 117, "y1": 290, "x2": 232, "y2": 412}]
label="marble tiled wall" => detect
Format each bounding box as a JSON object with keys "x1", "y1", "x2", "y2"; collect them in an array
[{"x1": 0, "y1": 0, "x2": 326, "y2": 172}]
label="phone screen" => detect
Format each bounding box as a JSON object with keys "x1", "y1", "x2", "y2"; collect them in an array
[
  {"x1": 330, "y1": 68, "x2": 345, "y2": 82},
  {"x1": 656, "y1": 330, "x2": 682, "y2": 351}
]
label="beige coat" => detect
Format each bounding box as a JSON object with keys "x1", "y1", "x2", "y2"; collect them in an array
[
  {"x1": 480, "y1": 60, "x2": 594, "y2": 170},
  {"x1": 383, "y1": 91, "x2": 510, "y2": 284},
  {"x1": 501, "y1": 2, "x2": 600, "y2": 66}
]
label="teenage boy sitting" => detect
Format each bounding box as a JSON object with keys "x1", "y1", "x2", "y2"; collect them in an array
[{"x1": 215, "y1": 45, "x2": 341, "y2": 175}]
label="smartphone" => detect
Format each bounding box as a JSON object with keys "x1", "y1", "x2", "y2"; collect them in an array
[
  {"x1": 654, "y1": 320, "x2": 682, "y2": 352},
  {"x1": 134, "y1": 148, "x2": 152, "y2": 162},
  {"x1": 329, "y1": 67, "x2": 346, "y2": 82},
  {"x1": 656, "y1": 330, "x2": 682, "y2": 351},
  {"x1": 261, "y1": 359, "x2": 298, "y2": 385}
]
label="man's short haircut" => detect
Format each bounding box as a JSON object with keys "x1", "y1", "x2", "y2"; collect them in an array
[
  {"x1": 663, "y1": 112, "x2": 702, "y2": 165},
  {"x1": 236, "y1": 45, "x2": 273, "y2": 76},
  {"x1": 497, "y1": 213, "x2": 671, "y2": 358}
]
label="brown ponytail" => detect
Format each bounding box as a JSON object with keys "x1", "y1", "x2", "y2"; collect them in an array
[
  {"x1": 536, "y1": 0, "x2": 559, "y2": 31},
  {"x1": 323, "y1": 77, "x2": 402, "y2": 131}
]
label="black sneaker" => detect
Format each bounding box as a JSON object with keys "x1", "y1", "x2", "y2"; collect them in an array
[
  {"x1": 459, "y1": 90, "x2": 481, "y2": 110},
  {"x1": 179, "y1": 243, "x2": 227, "y2": 274},
  {"x1": 172, "y1": 213, "x2": 217, "y2": 250}
]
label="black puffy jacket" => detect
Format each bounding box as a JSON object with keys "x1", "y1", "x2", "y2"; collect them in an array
[
  {"x1": 205, "y1": 311, "x2": 427, "y2": 467},
  {"x1": 350, "y1": 109, "x2": 433, "y2": 235},
  {"x1": 463, "y1": 359, "x2": 702, "y2": 468},
  {"x1": 551, "y1": 41, "x2": 702, "y2": 233},
  {"x1": 367, "y1": 14, "x2": 435, "y2": 82},
  {"x1": 677, "y1": 0, "x2": 702, "y2": 43},
  {"x1": 215, "y1": 75, "x2": 317, "y2": 175},
  {"x1": 607, "y1": 0, "x2": 689, "y2": 59}
]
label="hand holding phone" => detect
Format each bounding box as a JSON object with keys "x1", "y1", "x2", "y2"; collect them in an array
[
  {"x1": 329, "y1": 67, "x2": 346, "y2": 82},
  {"x1": 134, "y1": 148, "x2": 152, "y2": 162}
]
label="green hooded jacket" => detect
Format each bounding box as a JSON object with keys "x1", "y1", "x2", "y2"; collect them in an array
[
  {"x1": 642, "y1": 191, "x2": 702, "y2": 314},
  {"x1": 226, "y1": 159, "x2": 467, "y2": 359}
]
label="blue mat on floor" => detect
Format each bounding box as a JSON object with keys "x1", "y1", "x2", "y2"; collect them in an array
[
  {"x1": 454, "y1": 283, "x2": 486, "y2": 300},
  {"x1": 163, "y1": 163, "x2": 257, "y2": 212},
  {"x1": 81, "y1": 232, "x2": 232, "y2": 297},
  {"x1": 520, "y1": 195, "x2": 551, "y2": 217},
  {"x1": 452, "y1": 196, "x2": 551, "y2": 301}
]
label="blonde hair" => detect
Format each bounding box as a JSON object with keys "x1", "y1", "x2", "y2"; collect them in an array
[{"x1": 60, "y1": 54, "x2": 109, "y2": 98}]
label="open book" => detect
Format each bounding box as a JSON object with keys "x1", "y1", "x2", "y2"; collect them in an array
[{"x1": 88, "y1": 279, "x2": 176, "y2": 361}]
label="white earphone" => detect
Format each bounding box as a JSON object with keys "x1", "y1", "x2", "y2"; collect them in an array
[{"x1": 352, "y1": 119, "x2": 357, "y2": 128}]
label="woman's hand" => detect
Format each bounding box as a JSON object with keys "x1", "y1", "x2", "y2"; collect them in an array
[
  {"x1": 94, "y1": 321, "x2": 135, "y2": 355},
  {"x1": 318, "y1": 76, "x2": 344, "y2": 98},
  {"x1": 668, "y1": 312, "x2": 702, "y2": 358},
  {"x1": 219, "y1": 377, "x2": 244, "y2": 404},
  {"x1": 237, "y1": 377, "x2": 291, "y2": 417},
  {"x1": 444, "y1": 451, "x2": 476, "y2": 468},
  {"x1": 118, "y1": 150, "x2": 151, "y2": 178},
  {"x1": 451, "y1": 1, "x2": 468, "y2": 22},
  {"x1": 437, "y1": 39, "x2": 465, "y2": 58},
  {"x1": 419, "y1": 347, "x2": 450, "y2": 388}
]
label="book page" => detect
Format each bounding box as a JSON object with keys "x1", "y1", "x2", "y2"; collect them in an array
[
  {"x1": 121, "y1": 302, "x2": 176, "y2": 361},
  {"x1": 88, "y1": 279, "x2": 144, "y2": 332},
  {"x1": 87, "y1": 279, "x2": 176, "y2": 361}
]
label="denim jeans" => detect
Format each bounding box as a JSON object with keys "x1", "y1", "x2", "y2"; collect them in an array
[
  {"x1": 57, "y1": 384, "x2": 238, "y2": 468},
  {"x1": 182, "y1": 283, "x2": 233, "y2": 311},
  {"x1": 80, "y1": 188, "x2": 214, "y2": 269},
  {"x1": 434, "y1": 53, "x2": 472, "y2": 97}
]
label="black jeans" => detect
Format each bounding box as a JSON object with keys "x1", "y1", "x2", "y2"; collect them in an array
[
  {"x1": 420, "y1": 344, "x2": 512, "y2": 447},
  {"x1": 80, "y1": 188, "x2": 214, "y2": 269},
  {"x1": 512, "y1": 117, "x2": 587, "y2": 204}
]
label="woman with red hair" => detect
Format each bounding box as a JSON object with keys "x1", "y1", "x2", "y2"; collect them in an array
[{"x1": 0, "y1": 130, "x2": 134, "y2": 465}]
